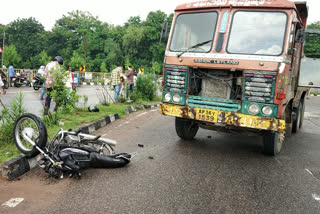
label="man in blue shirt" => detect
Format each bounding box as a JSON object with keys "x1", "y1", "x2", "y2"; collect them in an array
[{"x1": 8, "y1": 64, "x2": 15, "y2": 87}]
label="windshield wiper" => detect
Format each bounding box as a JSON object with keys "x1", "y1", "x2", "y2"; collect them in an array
[{"x1": 177, "y1": 39, "x2": 212, "y2": 57}]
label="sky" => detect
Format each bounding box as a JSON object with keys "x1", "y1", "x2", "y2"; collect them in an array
[{"x1": 0, "y1": 0, "x2": 319, "y2": 30}]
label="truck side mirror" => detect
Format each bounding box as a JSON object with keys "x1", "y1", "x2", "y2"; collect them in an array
[
  {"x1": 295, "y1": 29, "x2": 305, "y2": 43},
  {"x1": 160, "y1": 21, "x2": 168, "y2": 42}
]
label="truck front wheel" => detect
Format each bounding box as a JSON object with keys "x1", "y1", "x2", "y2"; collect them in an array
[
  {"x1": 262, "y1": 131, "x2": 285, "y2": 156},
  {"x1": 175, "y1": 117, "x2": 199, "y2": 140}
]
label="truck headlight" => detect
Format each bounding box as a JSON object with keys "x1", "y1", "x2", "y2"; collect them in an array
[
  {"x1": 248, "y1": 103, "x2": 259, "y2": 115},
  {"x1": 262, "y1": 105, "x2": 273, "y2": 116},
  {"x1": 172, "y1": 94, "x2": 181, "y2": 103},
  {"x1": 164, "y1": 93, "x2": 171, "y2": 102}
]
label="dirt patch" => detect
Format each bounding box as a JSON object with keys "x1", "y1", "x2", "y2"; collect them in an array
[{"x1": 0, "y1": 167, "x2": 69, "y2": 213}]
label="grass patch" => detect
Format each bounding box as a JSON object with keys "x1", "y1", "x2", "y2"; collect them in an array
[
  {"x1": 0, "y1": 100, "x2": 160, "y2": 163},
  {"x1": 0, "y1": 143, "x2": 22, "y2": 163}
]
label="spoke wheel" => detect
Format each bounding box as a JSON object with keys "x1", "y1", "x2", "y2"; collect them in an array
[
  {"x1": 87, "y1": 142, "x2": 114, "y2": 155},
  {"x1": 14, "y1": 114, "x2": 47, "y2": 157}
]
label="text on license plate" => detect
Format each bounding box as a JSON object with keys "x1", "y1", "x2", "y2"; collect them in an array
[{"x1": 196, "y1": 109, "x2": 216, "y2": 122}]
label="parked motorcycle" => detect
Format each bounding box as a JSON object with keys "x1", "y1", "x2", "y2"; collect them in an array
[
  {"x1": 13, "y1": 73, "x2": 31, "y2": 88},
  {"x1": 13, "y1": 113, "x2": 131, "y2": 178},
  {"x1": 33, "y1": 73, "x2": 44, "y2": 90},
  {"x1": 0, "y1": 71, "x2": 9, "y2": 89}
]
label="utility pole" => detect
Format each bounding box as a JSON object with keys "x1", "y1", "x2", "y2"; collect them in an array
[
  {"x1": 84, "y1": 38, "x2": 87, "y2": 66},
  {"x1": 1, "y1": 31, "x2": 5, "y2": 71}
]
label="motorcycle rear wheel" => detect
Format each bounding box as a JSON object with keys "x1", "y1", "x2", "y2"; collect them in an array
[
  {"x1": 86, "y1": 142, "x2": 114, "y2": 155},
  {"x1": 33, "y1": 83, "x2": 40, "y2": 90},
  {"x1": 14, "y1": 80, "x2": 21, "y2": 88},
  {"x1": 14, "y1": 114, "x2": 48, "y2": 158}
]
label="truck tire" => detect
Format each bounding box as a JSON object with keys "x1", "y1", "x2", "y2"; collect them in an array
[
  {"x1": 262, "y1": 131, "x2": 285, "y2": 156},
  {"x1": 299, "y1": 100, "x2": 305, "y2": 129},
  {"x1": 175, "y1": 117, "x2": 199, "y2": 140},
  {"x1": 292, "y1": 101, "x2": 304, "y2": 133}
]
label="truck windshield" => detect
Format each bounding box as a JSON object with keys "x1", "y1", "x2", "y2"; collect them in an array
[
  {"x1": 227, "y1": 11, "x2": 287, "y2": 56},
  {"x1": 170, "y1": 12, "x2": 218, "y2": 53}
]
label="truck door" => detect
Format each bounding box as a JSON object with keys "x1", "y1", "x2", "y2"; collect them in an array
[{"x1": 299, "y1": 30, "x2": 320, "y2": 88}]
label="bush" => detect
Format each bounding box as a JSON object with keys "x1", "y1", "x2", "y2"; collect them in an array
[
  {"x1": 42, "y1": 109, "x2": 62, "y2": 127},
  {"x1": 45, "y1": 67, "x2": 80, "y2": 115},
  {"x1": 0, "y1": 93, "x2": 26, "y2": 143},
  {"x1": 131, "y1": 74, "x2": 156, "y2": 101}
]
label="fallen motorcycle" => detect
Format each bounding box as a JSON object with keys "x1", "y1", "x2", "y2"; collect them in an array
[{"x1": 13, "y1": 113, "x2": 131, "y2": 178}]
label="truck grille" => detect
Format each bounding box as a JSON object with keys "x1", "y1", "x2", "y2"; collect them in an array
[
  {"x1": 243, "y1": 71, "x2": 277, "y2": 104},
  {"x1": 164, "y1": 65, "x2": 188, "y2": 94},
  {"x1": 188, "y1": 96, "x2": 240, "y2": 113}
]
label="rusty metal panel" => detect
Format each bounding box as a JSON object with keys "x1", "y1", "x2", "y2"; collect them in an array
[{"x1": 160, "y1": 103, "x2": 285, "y2": 133}]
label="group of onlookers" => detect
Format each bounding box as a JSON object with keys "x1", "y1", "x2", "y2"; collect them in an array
[{"x1": 111, "y1": 65, "x2": 140, "y2": 103}]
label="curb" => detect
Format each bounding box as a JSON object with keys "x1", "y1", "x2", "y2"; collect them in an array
[
  {"x1": 125, "y1": 103, "x2": 160, "y2": 114},
  {"x1": 0, "y1": 103, "x2": 160, "y2": 180}
]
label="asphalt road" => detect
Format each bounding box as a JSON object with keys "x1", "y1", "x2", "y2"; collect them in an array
[
  {"x1": 0, "y1": 85, "x2": 112, "y2": 117},
  {"x1": 1, "y1": 97, "x2": 320, "y2": 214}
]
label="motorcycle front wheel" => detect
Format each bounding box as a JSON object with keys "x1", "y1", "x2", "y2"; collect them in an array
[{"x1": 14, "y1": 114, "x2": 48, "y2": 158}]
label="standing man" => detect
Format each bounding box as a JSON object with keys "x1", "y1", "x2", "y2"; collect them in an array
[
  {"x1": 43, "y1": 56, "x2": 63, "y2": 115},
  {"x1": 111, "y1": 65, "x2": 124, "y2": 104},
  {"x1": 8, "y1": 64, "x2": 15, "y2": 87},
  {"x1": 125, "y1": 66, "x2": 137, "y2": 94}
]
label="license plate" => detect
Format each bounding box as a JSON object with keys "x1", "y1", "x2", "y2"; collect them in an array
[{"x1": 195, "y1": 109, "x2": 217, "y2": 122}]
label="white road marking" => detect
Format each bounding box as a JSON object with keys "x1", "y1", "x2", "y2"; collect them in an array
[
  {"x1": 137, "y1": 112, "x2": 148, "y2": 117},
  {"x1": 6, "y1": 91, "x2": 35, "y2": 94},
  {"x1": 312, "y1": 194, "x2": 320, "y2": 202},
  {"x1": 150, "y1": 109, "x2": 159, "y2": 112},
  {"x1": 306, "y1": 168, "x2": 314, "y2": 176},
  {"x1": 304, "y1": 112, "x2": 320, "y2": 119},
  {"x1": 2, "y1": 198, "x2": 24, "y2": 208}
]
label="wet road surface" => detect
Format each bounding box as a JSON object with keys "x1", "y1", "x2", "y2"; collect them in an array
[{"x1": 0, "y1": 97, "x2": 320, "y2": 214}]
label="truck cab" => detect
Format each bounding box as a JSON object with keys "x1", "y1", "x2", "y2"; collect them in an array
[{"x1": 160, "y1": 0, "x2": 315, "y2": 155}]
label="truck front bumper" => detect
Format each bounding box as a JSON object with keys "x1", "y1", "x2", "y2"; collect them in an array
[{"x1": 159, "y1": 103, "x2": 286, "y2": 133}]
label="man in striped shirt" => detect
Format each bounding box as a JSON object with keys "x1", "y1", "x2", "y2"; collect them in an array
[{"x1": 111, "y1": 65, "x2": 124, "y2": 103}]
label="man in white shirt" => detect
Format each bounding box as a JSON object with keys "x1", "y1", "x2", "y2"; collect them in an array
[{"x1": 44, "y1": 56, "x2": 63, "y2": 115}]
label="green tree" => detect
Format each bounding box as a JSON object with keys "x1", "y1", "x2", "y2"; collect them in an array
[
  {"x1": 306, "y1": 21, "x2": 320, "y2": 58},
  {"x1": 100, "y1": 61, "x2": 108, "y2": 73},
  {"x1": 307, "y1": 21, "x2": 320, "y2": 30},
  {"x1": 69, "y1": 51, "x2": 85, "y2": 70},
  {"x1": 7, "y1": 17, "x2": 46, "y2": 67},
  {"x1": 104, "y1": 38, "x2": 123, "y2": 68},
  {"x1": 122, "y1": 26, "x2": 145, "y2": 58},
  {"x1": 30, "y1": 50, "x2": 52, "y2": 68},
  {"x1": 3, "y1": 44, "x2": 21, "y2": 66}
]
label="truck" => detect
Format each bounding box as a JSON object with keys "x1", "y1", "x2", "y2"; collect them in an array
[{"x1": 159, "y1": 0, "x2": 319, "y2": 155}]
